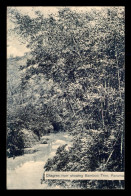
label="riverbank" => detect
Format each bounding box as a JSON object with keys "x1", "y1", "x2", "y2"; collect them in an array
[{"x1": 7, "y1": 132, "x2": 72, "y2": 189}]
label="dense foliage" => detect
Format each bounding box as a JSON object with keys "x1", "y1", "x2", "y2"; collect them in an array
[{"x1": 7, "y1": 7, "x2": 124, "y2": 189}]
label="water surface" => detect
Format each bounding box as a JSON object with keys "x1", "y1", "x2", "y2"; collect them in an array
[{"x1": 7, "y1": 132, "x2": 72, "y2": 189}]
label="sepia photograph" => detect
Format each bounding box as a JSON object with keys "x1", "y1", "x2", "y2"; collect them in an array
[{"x1": 7, "y1": 6, "x2": 125, "y2": 189}]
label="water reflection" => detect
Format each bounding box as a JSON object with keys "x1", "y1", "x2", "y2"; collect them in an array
[{"x1": 7, "y1": 132, "x2": 72, "y2": 189}]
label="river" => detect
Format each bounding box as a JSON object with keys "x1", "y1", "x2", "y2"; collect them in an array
[{"x1": 7, "y1": 132, "x2": 72, "y2": 189}]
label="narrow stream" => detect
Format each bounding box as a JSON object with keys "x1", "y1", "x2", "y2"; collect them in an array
[{"x1": 7, "y1": 132, "x2": 72, "y2": 189}]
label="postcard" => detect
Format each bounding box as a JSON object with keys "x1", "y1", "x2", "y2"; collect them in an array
[{"x1": 7, "y1": 6, "x2": 125, "y2": 189}]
